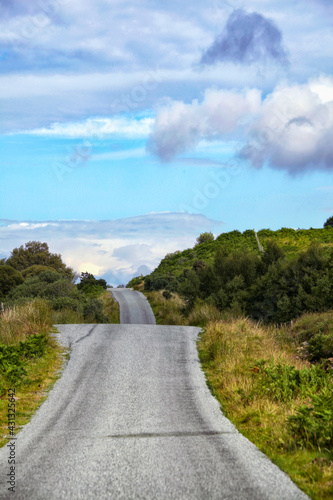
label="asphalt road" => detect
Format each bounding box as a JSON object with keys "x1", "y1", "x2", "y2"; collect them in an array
[
  {"x1": 0, "y1": 291, "x2": 309, "y2": 499},
  {"x1": 110, "y1": 288, "x2": 156, "y2": 324}
]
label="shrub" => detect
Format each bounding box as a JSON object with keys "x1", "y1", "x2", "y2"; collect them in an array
[
  {"x1": 162, "y1": 290, "x2": 172, "y2": 300},
  {"x1": 255, "y1": 362, "x2": 331, "y2": 403},
  {"x1": 41, "y1": 279, "x2": 75, "y2": 299},
  {"x1": 324, "y1": 216, "x2": 333, "y2": 228},
  {"x1": 77, "y1": 272, "x2": 107, "y2": 293},
  {"x1": 0, "y1": 333, "x2": 49, "y2": 392},
  {"x1": 83, "y1": 298, "x2": 109, "y2": 323},
  {"x1": 21, "y1": 265, "x2": 58, "y2": 279},
  {"x1": 51, "y1": 297, "x2": 82, "y2": 312},
  {"x1": 196, "y1": 232, "x2": 214, "y2": 245},
  {"x1": 6, "y1": 241, "x2": 74, "y2": 278},
  {"x1": 308, "y1": 333, "x2": 333, "y2": 361},
  {"x1": 288, "y1": 387, "x2": 333, "y2": 450},
  {"x1": 0, "y1": 265, "x2": 24, "y2": 298}
]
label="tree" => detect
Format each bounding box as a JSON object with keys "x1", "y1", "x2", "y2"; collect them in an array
[
  {"x1": 195, "y1": 232, "x2": 214, "y2": 245},
  {"x1": 324, "y1": 216, "x2": 333, "y2": 228},
  {"x1": 77, "y1": 272, "x2": 107, "y2": 295},
  {"x1": 0, "y1": 265, "x2": 24, "y2": 298},
  {"x1": 6, "y1": 241, "x2": 73, "y2": 279}
]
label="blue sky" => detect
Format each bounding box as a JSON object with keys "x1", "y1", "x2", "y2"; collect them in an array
[{"x1": 0, "y1": 0, "x2": 332, "y2": 284}]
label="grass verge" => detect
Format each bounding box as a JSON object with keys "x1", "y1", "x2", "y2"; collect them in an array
[
  {"x1": 99, "y1": 290, "x2": 120, "y2": 323},
  {"x1": 198, "y1": 319, "x2": 333, "y2": 500},
  {"x1": 0, "y1": 330, "x2": 66, "y2": 447}
]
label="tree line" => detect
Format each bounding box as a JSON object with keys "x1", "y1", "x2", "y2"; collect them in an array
[
  {"x1": 144, "y1": 240, "x2": 333, "y2": 323},
  {"x1": 0, "y1": 241, "x2": 109, "y2": 323}
]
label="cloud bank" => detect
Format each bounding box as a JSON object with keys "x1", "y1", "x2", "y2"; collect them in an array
[
  {"x1": 147, "y1": 88, "x2": 261, "y2": 161},
  {"x1": 201, "y1": 9, "x2": 288, "y2": 66},
  {"x1": 148, "y1": 76, "x2": 333, "y2": 173},
  {"x1": 20, "y1": 116, "x2": 154, "y2": 138},
  {"x1": 0, "y1": 213, "x2": 221, "y2": 285},
  {"x1": 242, "y1": 76, "x2": 333, "y2": 172}
]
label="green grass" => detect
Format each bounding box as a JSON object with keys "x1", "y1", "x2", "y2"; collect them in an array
[{"x1": 0, "y1": 330, "x2": 65, "y2": 447}]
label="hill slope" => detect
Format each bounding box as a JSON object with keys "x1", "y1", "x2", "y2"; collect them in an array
[{"x1": 131, "y1": 227, "x2": 333, "y2": 283}]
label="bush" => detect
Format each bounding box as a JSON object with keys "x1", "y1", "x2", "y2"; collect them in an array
[
  {"x1": 83, "y1": 298, "x2": 109, "y2": 323},
  {"x1": 51, "y1": 297, "x2": 82, "y2": 312},
  {"x1": 0, "y1": 333, "x2": 49, "y2": 392},
  {"x1": 324, "y1": 216, "x2": 333, "y2": 228},
  {"x1": 6, "y1": 241, "x2": 74, "y2": 278},
  {"x1": 162, "y1": 290, "x2": 172, "y2": 300},
  {"x1": 0, "y1": 265, "x2": 24, "y2": 298},
  {"x1": 255, "y1": 362, "x2": 331, "y2": 403},
  {"x1": 308, "y1": 333, "x2": 333, "y2": 361},
  {"x1": 41, "y1": 279, "x2": 75, "y2": 299},
  {"x1": 288, "y1": 387, "x2": 333, "y2": 450},
  {"x1": 144, "y1": 275, "x2": 177, "y2": 292},
  {"x1": 21, "y1": 265, "x2": 58, "y2": 279},
  {"x1": 77, "y1": 272, "x2": 107, "y2": 293},
  {"x1": 196, "y1": 232, "x2": 214, "y2": 245}
]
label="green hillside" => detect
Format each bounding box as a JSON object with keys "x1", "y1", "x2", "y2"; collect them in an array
[
  {"x1": 128, "y1": 226, "x2": 333, "y2": 324},
  {"x1": 134, "y1": 227, "x2": 333, "y2": 281}
]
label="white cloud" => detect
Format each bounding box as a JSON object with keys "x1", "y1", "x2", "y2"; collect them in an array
[
  {"x1": 242, "y1": 76, "x2": 333, "y2": 172},
  {"x1": 20, "y1": 117, "x2": 154, "y2": 138},
  {"x1": 147, "y1": 88, "x2": 261, "y2": 161},
  {"x1": 148, "y1": 76, "x2": 333, "y2": 173},
  {"x1": 0, "y1": 213, "x2": 221, "y2": 285},
  {"x1": 1, "y1": 0, "x2": 333, "y2": 134}
]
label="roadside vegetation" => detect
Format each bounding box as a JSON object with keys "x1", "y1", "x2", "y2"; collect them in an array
[
  {"x1": 0, "y1": 241, "x2": 119, "y2": 445},
  {"x1": 129, "y1": 222, "x2": 333, "y2": 500}
]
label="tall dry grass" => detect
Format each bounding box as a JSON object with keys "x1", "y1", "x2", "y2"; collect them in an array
[
  {"x1": 146, "y1": 291, "x2": 187, "y2": 325},
  {"x1": 0, "y1": 299, "x2": 53, "y2": 345},
  {"x1": 198, "y1": 318, "x2": 333, "y2": 500}
]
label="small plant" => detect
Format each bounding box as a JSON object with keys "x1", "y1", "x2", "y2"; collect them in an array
[
  {"x1": 288, "y1": 387, "x2": 333, "y2": 450},
  {"x1": 255, "y1": 362, "x2": 331, "y2": 403},
  {"x1": 0, "y1": 333, "x2": 49, "y2": 393}
]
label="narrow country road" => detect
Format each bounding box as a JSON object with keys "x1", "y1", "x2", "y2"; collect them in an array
[
  {"x1": 110, "y1": 288, "x2": 156, "y2": 324},
  {"x1": 0, "y1": 289, "x2": 309, "y2": 499}
]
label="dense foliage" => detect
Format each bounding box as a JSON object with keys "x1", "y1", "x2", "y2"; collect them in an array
[
  {"x1": 132, "y1": 227, "x2": 333, "y2": 324},
  {"x1": 0, "y1": 265, "x2": 24, "y2": 297},
  {"x1": 5, "y1": 241, "x2": 74, "y2": 278},
  {"x1": 0, "y1": 242, "x2": 112, "y2": 324},
  {"x1": 324, "y1": 216, "x2": 333, "y2": 228},
  {"x1": 0, "y1": 334, "x2": 48, "y2": 394},
  {"x1": 77, "y1": 272, "x2": 107, "y2": 295}
]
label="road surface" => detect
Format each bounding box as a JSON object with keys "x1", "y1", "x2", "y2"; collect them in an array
[
  {"x1": 110, "y1": 288, "x2": 156, "y2": 324},
  {"x1": 0, "y1": 291, "x2": 309, "y2": 499}
]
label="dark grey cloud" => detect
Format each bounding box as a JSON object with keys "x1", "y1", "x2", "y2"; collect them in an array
[{"x1": 201, "y1": 9, "x2": 288, "y2": 66}]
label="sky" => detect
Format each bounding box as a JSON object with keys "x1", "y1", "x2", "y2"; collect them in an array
[{"x1": 0, "y1": 0, "x2": 332, "y2": 284}]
